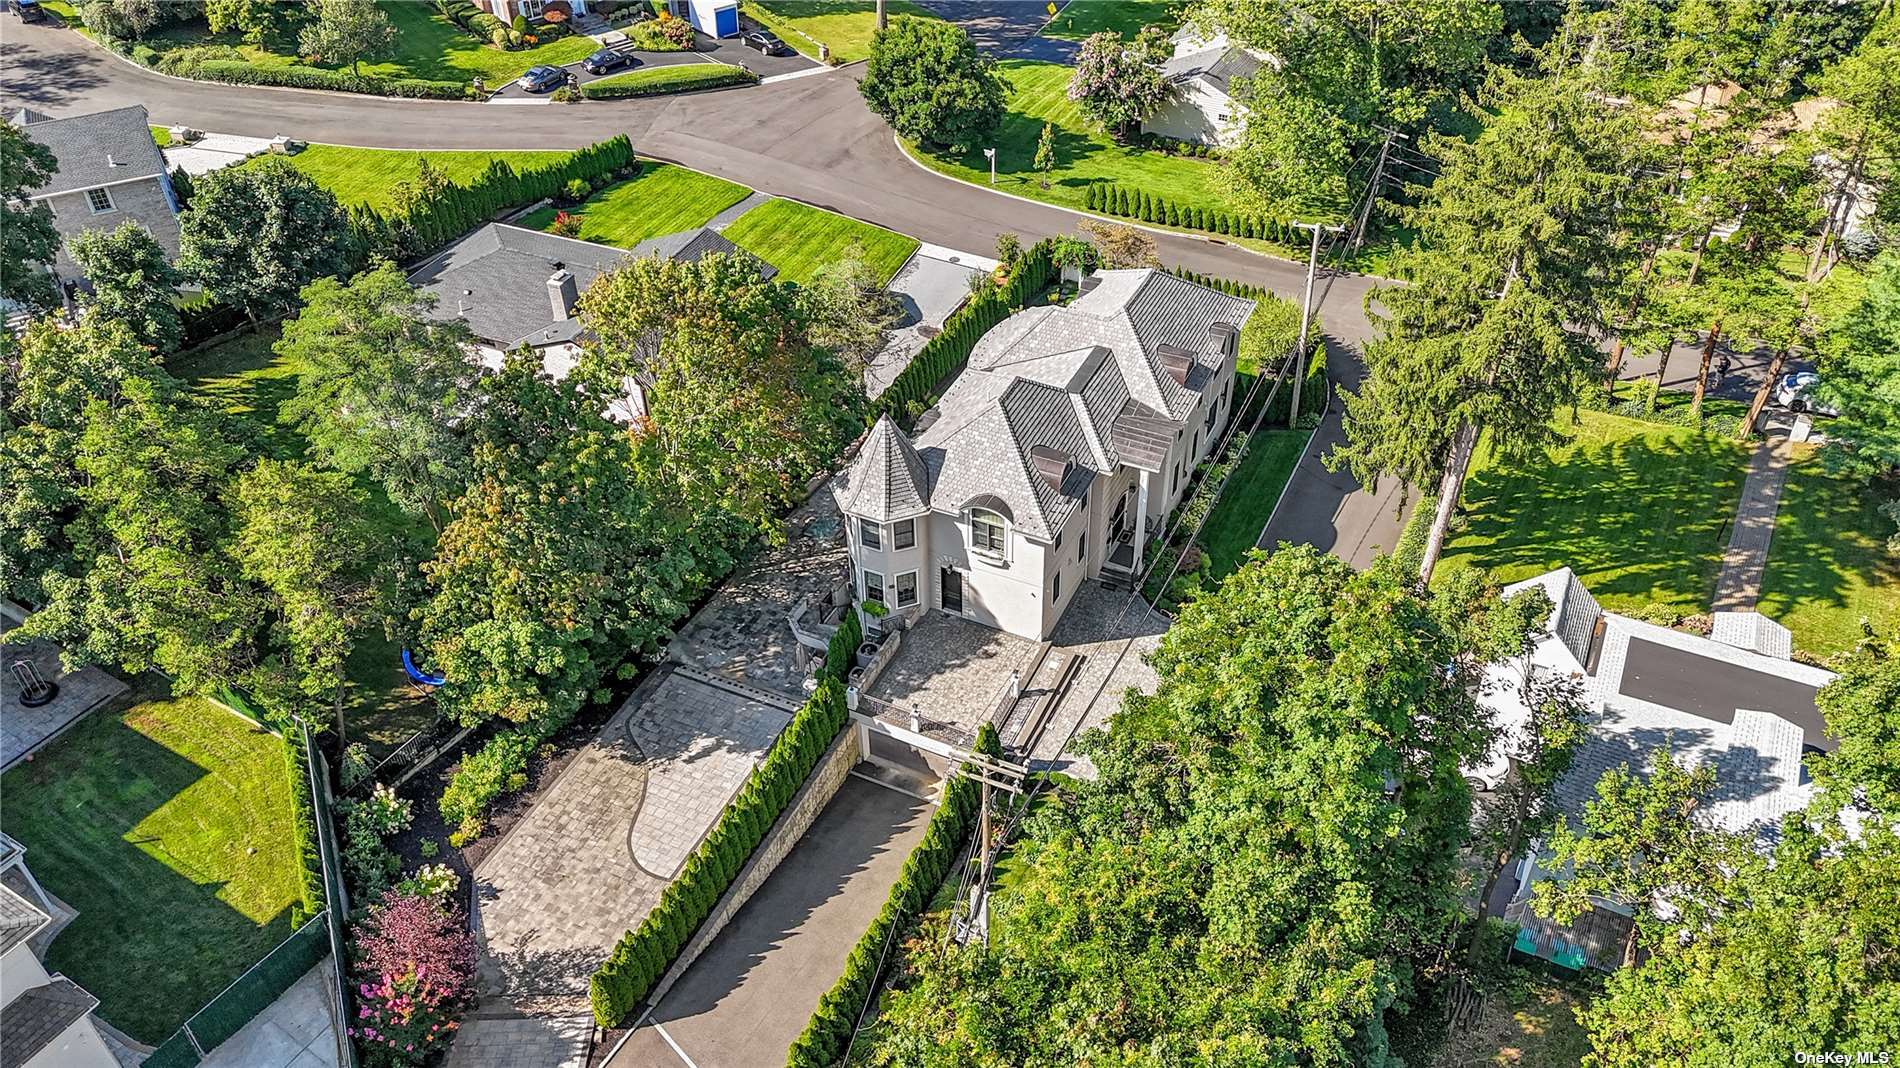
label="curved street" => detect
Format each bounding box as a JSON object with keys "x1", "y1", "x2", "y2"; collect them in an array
[{"x1": 1, "y1": 16, "x2": 1406, "y2": 562}]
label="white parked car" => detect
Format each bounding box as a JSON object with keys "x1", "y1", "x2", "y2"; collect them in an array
[{"x1": 1773, "y1": 371, "x2": 1838, "y2": 416}]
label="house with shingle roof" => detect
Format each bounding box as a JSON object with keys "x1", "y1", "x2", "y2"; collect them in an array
[
  {"x1": 408, "y1": 222, "x2": 771, "y2": 417},
  {"x1": 1140, "y1": 28, "x2": 1274, "y2": 147},
  {"x1": 835, "y1": 269, "x2": 1252, "y2": 640},
  {"x1": 1472, "y1": 567, "x2": 1838, "y2": 972},
  {"x1": 10, "y1": 104, "x2": 181, "y2": 289},
  {"x1": 0, "y1": 834, "x2": 116, "y2": 1068}
]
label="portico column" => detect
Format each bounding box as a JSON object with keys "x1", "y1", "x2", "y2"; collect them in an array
[{"x1": 1134, "y1": 474, "x2": 1151, "y2": 571}]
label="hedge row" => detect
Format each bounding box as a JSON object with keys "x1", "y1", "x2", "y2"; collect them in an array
[
  {"x1": 588, "y1": 609, "x2": 865, "y2": 1027},
  {"x1": 874, "y1": 239, "x2": 1058, "y2": 420},
  {"x1": 1086, "y1": 182, "x2": 1300, "y2": 245},
  {"x1": 580, "y1": 64, "x2": 759, "y2": 99},
  {"x1": 190, "y1": 60, "x2": 472, "y2": 100},
  {"x1": 351, "y1": 134, "x2": 637, "y2": 262},
  {"x1": 786, "y1": 723, "x2": 1001, "y2": 1067}
]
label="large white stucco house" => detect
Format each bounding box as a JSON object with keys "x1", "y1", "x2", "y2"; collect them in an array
[
  {"x1": 1140, "y1": 28, "x2": 1273, "y2": 147},
  {"x1": 1475, "y1": 567, "x2": 1837, "y2": 971},
  {"x1": 835, "y1": 269, "x2": 1254, "y2": 642}
]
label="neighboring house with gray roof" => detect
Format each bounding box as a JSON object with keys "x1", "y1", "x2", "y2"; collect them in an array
[
  {"x1": 1472, "y1": 567, "x2": 1837, "y2": 972},
  {"x1": 835, "y1": 269, "x2": 1253, "y2": 640},
  {"x1": 0, "y1": 835, "x2": 115, "y2": 1068},
  {"x1": 408, "y1": 222, "x2": 770, "y2": 418},
  {"x1": 10, "y1": 105, "x2": 181, "y2": 287},
  {"x1": 1140, "y1": 28, "x2": 1274, "y2": 147}
]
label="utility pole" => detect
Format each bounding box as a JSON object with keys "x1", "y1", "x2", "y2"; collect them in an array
[
  {"x1": 1289, "y1": 221, "x2": 1343, "y2": 427},
  {"x1": 876, "y1": 0, "x2": 887, "y2": 31},
  {"x1": 1348, "y1": 126, "x2": 1406, "y2": 255}
]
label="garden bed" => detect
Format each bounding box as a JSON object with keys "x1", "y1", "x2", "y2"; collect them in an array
[{"x1": 0, "y1": 683, "x2": 308, "y2": 1042}]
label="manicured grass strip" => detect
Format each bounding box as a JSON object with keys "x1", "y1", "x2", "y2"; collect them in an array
[
  {"x1": 168, "y1": 331, "x2": 435, "y2": 757},
  {"x1": 909, "y1": 59, "x2": 1226, "y2": 214},
  {"x1": 0, "y1": 697, "x2": 304, "y2": 1042},
  {"x1": 1203, "y1": 429, "x2": 1310, "y2": 579},
  {"x1": 519, "y1": 164, "x2": 753, "y2": 248},
  {"x1": 579, "y1": 62, "x2": 758, "y2": 99},
  {"x1": 1041, "y1": 0, "x2": 1184, "y2": 41},
  {"x1": 721, "y1": 197, "x2": 919, "y2": 285},
  {"x1": 1758, "y1": 448, "x2": 1900, "y2": 656},
  {"x1": 1435, "y1": 410, "x2": 1752, "y2": 615},
  {"x1": 740, "y1": 0, "x2": 939, "y2": 62},
  {"x1": 272, "y1": 144, "x2": 573, "y2": 212}
]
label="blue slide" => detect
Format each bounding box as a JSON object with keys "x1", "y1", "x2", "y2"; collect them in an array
[{"x1": 401, "y1": 648, "x2": 446, "y2": 687}]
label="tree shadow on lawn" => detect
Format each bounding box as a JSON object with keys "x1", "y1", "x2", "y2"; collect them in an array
[
  {"x1": 1757, "y1": 459, "x2": 1900, "y2": 651},
  {"x1": 1445, "y1": 427, "x2": 1751, "y2": 612},
  {"x1": 2, "y1": 698, "x2": 299, "y2": 1043}
]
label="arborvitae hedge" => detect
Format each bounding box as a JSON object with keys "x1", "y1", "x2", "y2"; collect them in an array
[
  {"x1": 1086, "y1": 181, "x2": 1301, "y2": 246},
  {"x1": 873, "y1": 239, "x2": 1057, "y2": 422},
  {"x1": 588, "y1": 610, "x2": 864, "y2": 1028},
  {"x1": 784, "y1": 723, "x2": 1003, "y2": 1067},
  {"x1": 351, "y1": 134, "x2": 636, "y2": 262}
]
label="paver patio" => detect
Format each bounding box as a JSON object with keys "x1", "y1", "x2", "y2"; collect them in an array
[
  {"x1": 469, "y1": 670, "x2": 788, "y2": 1014},
  {"x1": 0, "y1": 629, "x2": 128, "y2": 771},
  {"x1": 863, "y1": 610, "x2": 1038, "y2": 745}
]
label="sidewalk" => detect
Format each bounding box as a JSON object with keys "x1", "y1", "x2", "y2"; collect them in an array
[{"x1": 1712, "y1": 416, "x2": 1795, "y2": 612}]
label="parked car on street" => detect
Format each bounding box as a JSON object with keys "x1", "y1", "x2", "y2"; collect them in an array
[
  {"x1": 582, "y1": 48, "x2": 639, "y2": 75},
  {"x1": 15, "y1": 0, "x2": 46, "y2": 22},
  {"x1": 517, "y1": 65, "x2": 568, "y2": 93},
  {"x1": 1774, "y1": 371, "x2": 1839, "y2": 416},
  {"x1": 743, "y1": 30, "x2": 789, "y2": 56}
]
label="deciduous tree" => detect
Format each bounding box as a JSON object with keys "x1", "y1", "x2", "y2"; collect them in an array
[
  {"x1": 800, "y1": 243, "x2": 904, "y2": 389},
  {"x1": 1814, "y1": 252, "x2": 1900, "y2": 481},
  {"x1": 0, "y1": 123, "x2": 61, "y2": 312},
  {"x1": 69, "y1": 221, "x2": 184, "y2": 354},
  {"x1": 178, "y1": 157, "x2": 359, "y2": 319},
  {"x1": 860, "y1": 17, "x2": 1007, "y2": 152},
  {"x1": 1065, "y1": 27, "x2": 1171, "y2": 141},
  {"x1": 298, "y1": 0, "x2": 396, "y2": 76}
]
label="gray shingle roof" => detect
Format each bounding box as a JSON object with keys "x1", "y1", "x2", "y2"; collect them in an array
[
  {"x1": 14, "y1": 105, "x2": 165, "y2": 198},
  {"x1": 0, "y1": 883, "x2": 48, "y2": 957},
  {"x1": 1, "y1": 977, "x2": 98, "y2": 1068},
  {"x1": 410, "y1": 224, "x2": 629, "y2": 349},
  {"x1": 628, "y1": 227, "x2": 778, "y2": 280},
  {"x1": 1160, "y1": 44, "x2": 1266, "y2": 95},
  {"x1": 839, "y1": 415, "x2": 930, "y2": 522}
]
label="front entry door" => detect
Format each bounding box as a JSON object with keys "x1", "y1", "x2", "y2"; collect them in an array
[{"x1": 940, "y1": 567, "x2": 963, "y2": 613}]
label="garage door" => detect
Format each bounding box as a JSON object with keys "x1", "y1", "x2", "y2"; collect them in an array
[{"x1": 714, "y1": 3, "x2": 738, "y2": 37}]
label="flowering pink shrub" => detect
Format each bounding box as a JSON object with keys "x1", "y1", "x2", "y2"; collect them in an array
[
  {"x1": 349, "y1": 890, "x2": 477, "y2": 1067},
  {"x1": 1066, "y1": 27, "x2": 1173, "y2": 141}
]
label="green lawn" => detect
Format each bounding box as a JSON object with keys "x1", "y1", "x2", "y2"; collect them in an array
[
  {"x1": 720, "y1": 197, "x2": 919, "y2": 285},
  {"x1": 909, "y1": 60, "x2": 1227, "y2": 215},
  {"x1": 0, "y1": 695, "x2": 303, "y2": 1041},
  {"x1": 740, "y1": 0, "x2": 938, "y2": 62},
  {"x1": 140, "y1": 1, "x2": 599, "y2": 88},
  {"x1": 580, "y1": 62, "x2": 757, "y2": 98},
  {"x1": 1041, "y1": 0, "x2": 1183, "y2": 40},
  {"x1": 1202, "y1": 429, "x2": 1310, "y2": 579},
  {"x1": 169, "y1": 331, "x2": 438, "y2": 758},
  {"x1": 149, "y1": 124, "x2": 171, "y2": 147},
  {"x1": 519, "y1": 163, "x2": 752, "y2": 248},
  {"x1": 1758, "y1": 449, "x2": 1900, "y2": 657},
  {"x1": 274, "y1": 144, "x2": 571, "y2": 212},
  {"x1": 1436, "y1": 410, "x2": 1752, "y2": 616}
]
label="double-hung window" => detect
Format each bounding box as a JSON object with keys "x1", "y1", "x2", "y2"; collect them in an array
[
  {"x1": 859, "y1": 519, "x2": 881, "y2": 551},
  {"x1": 862, "y1": 569, "x2": 885, "y2": 604},
  {"x1": 894, "y1": 518, "x2": 915, "y2": 550},
  {"x1": 86, "y1": 187, "x2": 115, "y2": 214},
  {"x1": 970, "y1": 510, "x2": 1006, "y2": 553},
  {"x1": 894, "y1": 571, "x2": 918, "y2": 608}
]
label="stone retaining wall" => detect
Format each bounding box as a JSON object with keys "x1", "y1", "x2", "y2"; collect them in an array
[{"x1": 645, "y1": 724, "x2": 863, "y2": 1005}]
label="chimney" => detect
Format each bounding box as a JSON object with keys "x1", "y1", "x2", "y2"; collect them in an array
[{"x1": 547, "y1": 269, "x2": 578, "y2": 321}]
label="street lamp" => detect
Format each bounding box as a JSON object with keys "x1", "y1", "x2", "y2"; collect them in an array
[{"x1": 983, "y1": 147, "x2": 996, "y2": 186}]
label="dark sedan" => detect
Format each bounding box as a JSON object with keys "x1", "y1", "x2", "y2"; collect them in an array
[
  {"x1": 743, "y1": 30, "x2": 788, "y2": 56},
  {"x1": 582, "y1": 48, "x2": 639, "y2": 75},
  {"x1": 516, "y1": 65, "x2": 568, "y2": 92}
]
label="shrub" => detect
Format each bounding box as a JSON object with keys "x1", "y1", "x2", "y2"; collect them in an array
[
  {"x1": 396, "y1": 863, "x2": 461, "y2": 903},
  {"x1": 440, "y1": 725, "x2": 545, "y2": 846},
  {"x1": 350, "y1": 891, "x2": 477, "y2": 1068},
  {"x1": 785, "y1": 724, "x2": 1001, "y2": 1067},
  {"x1": 562, "y1": 177, "x2": 590, "y2": 202},
  {"x1": 629, "y1": 15, "x2": 694, "y2": 49},
  {"x1": 589, "y1": 619, "x2": 864, "y2": 1028},
  {"x1": 190, "y1": 60, "x2": 467, "y2": 99},
  {"x1": 549, "y1": 210, "x2": 583, "y2": 237},
  {"x1": 861, "y1": 17, "x2": 1006, "y2": 151},
  {"x1": 580, "y1": 63, "x2": 757, "y2": 99},
  {"x1": 343, "y1": 788, "x2": 406, "y2": 900}
]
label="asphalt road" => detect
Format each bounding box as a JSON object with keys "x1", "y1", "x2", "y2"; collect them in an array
[{"x1": 1, "y1": 14, "x2": 1403, "y2": 565}]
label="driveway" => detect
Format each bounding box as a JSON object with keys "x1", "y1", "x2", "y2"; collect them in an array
[
  {"x1": 608, "y1": 774, "x2": 931, "y2": 1068},
  {"x1": 917, "y1": 0, "x2": 1067, "y2": 56},
  {"x1": 484, "y1": 46, "x2": 708, "y2": 101},
  {"x1": 701, "y1": 30, "x2": 825, "y2": 80}
]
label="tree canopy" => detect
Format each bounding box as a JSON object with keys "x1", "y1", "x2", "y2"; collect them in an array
[
  {"x1": 70, "y1": 221, "x2": 184, "y2": 354},
  {"x1": 178, "y1": 157, "x2": 359, "y2": 319},
  {"x1": 860, "y1": 17, "x2": 1008, "y2": 152},
  {"x1": 0, "y1": 122, "x2": 61, "y2": 312}
]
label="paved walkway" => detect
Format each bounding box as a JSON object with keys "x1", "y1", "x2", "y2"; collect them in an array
[
  {"x1": 444, "y1": 1013, "x2": 590, "y2": 1068},
  {"x1": 0, "y1": 630, "x2": 128, "y2": 770},
  {"x1": 469, "y1": 670, "x2": 788, "y2": 1014},
  {"x1": 706, "y1": 190, "x2": 771, "y2": 231},
  {"x1": 199, "y1": 960, "x2": 340, "y2": 1068},
  {"x1": 1712, "y1": 418, "x2": 1795, "y2": 612}
]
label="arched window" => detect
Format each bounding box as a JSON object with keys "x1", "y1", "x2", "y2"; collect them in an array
[{"x1": 970, "y1": 509, "x2": 1007, "y2": 552}]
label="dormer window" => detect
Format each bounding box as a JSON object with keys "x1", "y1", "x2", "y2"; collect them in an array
[
  {"x1": 859, "y1": 519, "x2": 881, "y2": 551},
  {"x1": 970, "y1": 509, "x2": 1006, "y2": 553}
]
